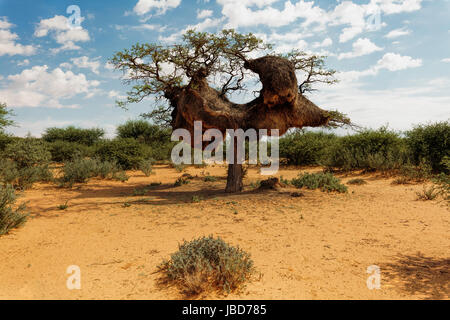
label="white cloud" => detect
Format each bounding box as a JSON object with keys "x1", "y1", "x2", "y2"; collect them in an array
[
  {"x1": 384, "y1": 27, "x2": 411, "y2": 38},
  {"x1": 70, "y1": 56, "x2": 101, "y2": 74},
  {"x1": 339, "y1": 52, "x2": 422, "y2": 81},
  {"x1": 17, "y1": 59, "x2": 30, "y2": 66},
  {"x1": 0, "y1": 65, "x2": 99, "y2": 108},
  {"x1": 197, "y1": 9, "x2": 213, "y2": 19},
  {"x1": 441, "y1": 58, "x2": 450, "y2": 63},
  {"x1": 133, "y1": 0, "x2": 181, "y2": 15},
  {"x1": 312, "y1": 37, "x2": 332, "y2": 48},
  {"x1": 108, "y1": 90, "x2": 127, "y2": 100},
  {"x1": 338, "y1": 38, "x2": 383, "y2": 59},
  {"x1": 34, "y1": 15, "x2": 90, "y2": 53},
  {"x1": 0, "y1": 17, "x2": 37, "y2": 56},
  {"x1": 159, "y1": 17, "x2": 224, "y2": 42}
]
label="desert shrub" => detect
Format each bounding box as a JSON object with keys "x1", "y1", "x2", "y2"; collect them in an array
[
  {"x1": 116, "y1": 120, "x2": 174, "y2": 160},
  {"x1": 0, "y1": 132, "x2": 13, "y2": 152},
  {"x1": 323, "y1": 127, "x2": 407, "y2": 172},
  {"x1": 347, "y1": 178, "x2": 367, "y2": 185},
  {"x1": 291, "y1": 172, "x2": 348, "y2": 193},
  {"x1": 157, "y1": 235, "x2": 254, "y2": 296},
  {"x1": 1, "y1": 138, "x2": 53, "y2": 189},
  {"x1": 42, "y1": 126, "x2": 104, "y2": 146},
  {"x1": 58, "y1": 158, "x2": 125, "y2": 187},
  {"x1": 94, "y1": 138, "x2": 151, "y2": 170},
  {"x1": 204, "y1": 175, "x2": 217, "y2": 182},
  {"x1": 0, "y1": 184, "x2": 28, "y2": 236},
  {"x1": 3, "y1": 138, "x2": 51, "y2": 168},
  {"x1": 139, "y1": 159, "x2": 153, "y2": 176},
  {"x1": 47, "y1": 140, "x2": 92, "y2": 162},
  {"x1": 59, "y1": 158, "x2": 98, "y2": 186},
  {"x1": 406, "y1": 121, "x2": 450, "y2": 173},
  {"x1": 416, "y1": 185, "x2": 440, "y2": 201},
  {"x1": 398, "y1": 161, "x2": 432, "y2": 183},
  {"x1": 174, "y1": 177, "x2": 190, "y2": 187},
  {"x1": 279, "y1": 130, "x2": 337, "y2": 165}
]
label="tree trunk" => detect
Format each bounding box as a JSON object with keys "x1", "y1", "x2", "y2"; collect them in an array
[
  {"x1": 225, "y1": 137, "x2": 243, "y2": 193},
  {"x1": 226, "y1": 163, "x2": 243, "y2": 193}
]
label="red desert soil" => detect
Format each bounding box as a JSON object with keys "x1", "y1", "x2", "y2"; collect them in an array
[{"x1": 0, "y1": 165, "x2": 448, "y2": 300}]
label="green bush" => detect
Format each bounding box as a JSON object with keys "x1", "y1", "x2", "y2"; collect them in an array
[
  {"x1": 138, "y1": 159, "x2": 153, "y2": 176},
  {"x1": 323, "y1": 128, "x2": 407, "y2": 172},
  {"x1": 94, "y1": 138, "x2": 151, "y2": 170},
  {"x1": 42, "y1": 126, "x2": 105, "y2": 146},
  {"x1": 47, "y1": 140, "x2": 92, "y2": 162},
  {"x1": 58, "y1": 158, "x2": 125, "y2": 187},
  {"x1": 0, "y1": 184, "x2": 28, "y2": 236},
  {"x1": 279, "y1": 130, "x2": 337, "y2": 165},
  {"x1": 1, "y1": 138, "x2": 53, "y2": 189},
  {"x1": 3, "y1": 138, "x2": 51, "y2": 168},
  {"x1": 116, "y1": 120, "x2": 174, "y2": 160},
  {"x1": 406, "y1": 121, "x2": 450, "y2": 173},
  {"x1": 157, "y1": 236, "x2": 254, "y2": 296},
  {"x1": 291, "y1": 172, "x2": 348, "y2": 193}
]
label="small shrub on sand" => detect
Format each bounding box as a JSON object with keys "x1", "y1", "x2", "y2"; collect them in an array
[
  {"x1": 157, "y1": 236, "x2": 254, "y2": 296},
  {"x1": 203, "y1": 175, "x2": 217, "y2": 182},
  {"x1": 0, "y1": 185, "x2": 28, "y2": 236},
  {"x1": 174, "y1": 177, "x2": 190, "y2": 187},
  {"x1": 139, "y1": 159, "x2": 153, "y2": 176},
  {"x1": 416, "y1": 185, "x2": 440, "y2": 201},
  {"x1": 347, "y1": 178, "x2": 367, "y2": 185},
  {"x1": 291, "y1": 172, "x2": 348, "y2": 193}
]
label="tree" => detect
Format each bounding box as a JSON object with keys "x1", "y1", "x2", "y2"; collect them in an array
[
  {"x1": 111, "y1": 30, "x2": 349, "y2": 192},
  {"x1": 0, "y1": 103, "x2": 15, "y2": 132}
]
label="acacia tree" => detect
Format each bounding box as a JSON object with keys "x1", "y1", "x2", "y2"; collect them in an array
[{"x1": 111, "y1": 30, "x2": 349, "y2": 192}]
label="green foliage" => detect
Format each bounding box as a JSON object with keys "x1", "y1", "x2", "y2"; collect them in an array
[
  {"x1": 3, "y1": 138, "x2": 51, "y2": 168},
  {"x1": 174, "y1": 177, "x2": 190, "y2": 187},
  {"x1": 416, "y1": 185, "x2": 440, "y2": 201},
  {"x1": 291, "y1": 172, "x2": 348, "y2": 193},
  {"x1": 0, "y1": 184, "x2": 28, "y2": 236},
  {"x1": 58, "y1": 157, "x2": 126, "y2": 187},
  {"x1": 347, "y1": 178, "x2": 367, "y2": 185},
  {"x1": 47, "y1": 140, "x2": 92, "y2": 162},
  {"x1": 406, "y1": 121, "x2": 450, "y2": 173},
  {"x1": 192, "y1": 195, "x2": 203, "y2": 203},
  {"x1": 157, "y1": 235, "x2": 254, "y2": 296},
  {"x1": 203, "y1": 175, "x2": 217, "y2": 182},
  {"x1": 117, "y1": 120, "x2": 174, "y2": 160},
  {"x1": 139, "y1": 159, "x2": 153, "y2": 176},
  {"x1": 94, "y1": 138, "x2": 151, "y2": 170},
  {"x1": 58, "y1": 201, "x2": 69, "y2": 210},
  {"x1": 0, "y1": 102, "x2": 15, "y2": 131},
  {"x1": 279, "y1": 130, "x2": 337, "y2": 165},
  {"x1": 0, "y1": 138, "x2": 53, "y2": 189},
  {"x1": 42, "y1": 126, "x2": 105, "y2": 146},
  {"x1": 323, "y1": 128, "x2": 407, "y2": 172}
]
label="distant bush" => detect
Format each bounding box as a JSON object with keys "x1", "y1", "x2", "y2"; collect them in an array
[
  {"x1": 157, "y1": 236, "x2": 254, "y2": 296},
  {"x1": 117, "y1": 120, "x2": 174, "y2": 160},
  {"x1": 0, "y1": 132, "x2": 13, "y2": 152},
  {"x1": 406, "y1": 121, "x2": 450, "y2": 173},
  {"x1": 94, "y1": 138, "x2": 152, "y2": 170},
  {"x1": 58, "y1": 157, "x2": 126, "y2": 187},
  {"x1": 1, "y1": 138, "x2": 53, "y2": 189},
  {"x1": 0, "y1": 184, "x2": 28, "y2": 236},
  {"x1": 279, "y1": 130, "x2": 337, "y2": 165},
  {"x1": 323, "y1": 128, "x2": 407, "y2": 172},
  {"x1": 291, "y1": 172, "x2": 348, "y2": 193},
  {"x1": 47, "y1": 140, "x2": 92, "y2": 162},
  {"x1": 42, "y1": 126, "x2": 105, "y2": 146}
]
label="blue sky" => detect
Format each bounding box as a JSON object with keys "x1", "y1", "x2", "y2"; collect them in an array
[{"x1": 0, "y1": 0, "x2": 449, "y2": 137}]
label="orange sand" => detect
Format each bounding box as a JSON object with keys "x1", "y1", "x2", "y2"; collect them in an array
[{"x1": 0, "y1": 165, "x2": 448, "y2": 300}]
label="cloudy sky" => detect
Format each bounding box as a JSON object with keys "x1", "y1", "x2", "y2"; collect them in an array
[{"x1": 0, "y1": 0, "x2": 449, "y2": 137}]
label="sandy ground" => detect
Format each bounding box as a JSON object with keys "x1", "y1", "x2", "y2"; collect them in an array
[{"x1": 0, "y1": 165, "x2": 448, "y2": 300}]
